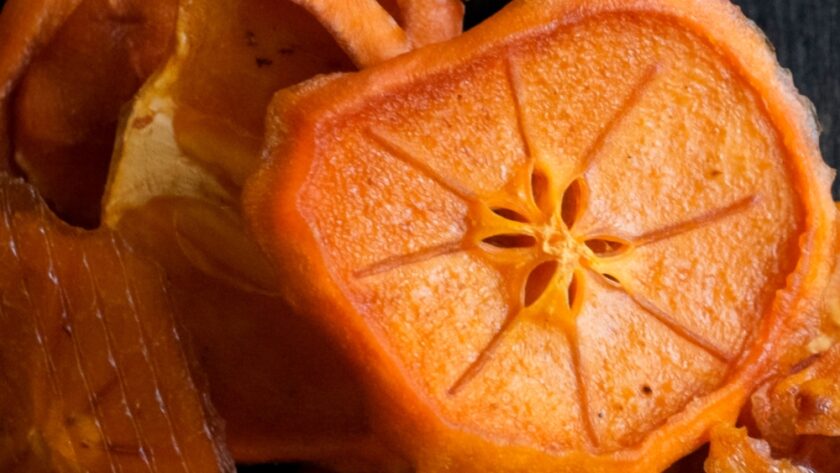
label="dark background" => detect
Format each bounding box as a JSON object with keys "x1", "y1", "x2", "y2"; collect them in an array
[{"x1": 0, "y1": 0, "x2": 835, "y2": 471}]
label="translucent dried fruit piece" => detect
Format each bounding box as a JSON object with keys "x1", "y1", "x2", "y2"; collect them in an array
[
  {"x1": 0, "y1": 0, "x2": 81, "y2": 171},
  {"x1": 113, "y1": 199, "x2": 404, "y2": 470},
  {"x1": 705, "y1": 425, "x2": 808, "y2": 473},
  {"x1": 245, "y1": 0, "x2": 835, "y2": 470},
  {"x1": 0, "y1": 178, "x2": 234, "y2": 472},
  {"x1": 101, "y1": 0, "x2": 459, "y2": 466},
  {"x1": 8, "y1": 0, "x2": 176, "y2": 227}
]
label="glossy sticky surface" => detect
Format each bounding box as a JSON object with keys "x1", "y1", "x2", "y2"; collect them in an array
[
  {"x1": 12, "y1": 0, "x2": 175, "y2": 226},
  {"x1": 0, "y1": 178, "x2": 233, "y2": 472}
]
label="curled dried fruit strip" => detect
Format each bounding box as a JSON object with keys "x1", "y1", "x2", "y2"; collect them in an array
[
  {"x1": 290, "y1": 0, "x2": 411, "y2": 67},
  {"x1": 6, "y1": 0, "x2": 176, "y2": 227},
  {"x1": 705, "y1": 425, "x2": 808, "y2": 473},
  {"x1": 397, "y1": 0, "x2": 465, "y2": 46},
  {"x1": 0, "y1": 0, "x2": 81, "y2": 171},
  {"x1": 290, "y1": 0, "x2": 464, "y2": 67},
  {"x1": 0, "y1": 178, "x2": 234, "y2": 472}
]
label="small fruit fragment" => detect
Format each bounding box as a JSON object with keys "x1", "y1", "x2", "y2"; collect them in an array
[
  {"x1": 751, "y1": 344, "x2": 840, "y2": 451},
  {"x1": 705, "y1": 425, "x2": 808, "y2": 473}
]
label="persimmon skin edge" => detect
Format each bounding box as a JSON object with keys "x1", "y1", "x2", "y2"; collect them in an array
[{"x1": 244, "y1": 0, "x2": 836, "y2": 471}]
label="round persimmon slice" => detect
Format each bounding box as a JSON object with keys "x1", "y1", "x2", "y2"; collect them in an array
[{"x1": 246, "y1": 0, "x2": 836, "y2": 470}]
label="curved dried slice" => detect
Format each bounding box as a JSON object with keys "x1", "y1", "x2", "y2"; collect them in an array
[
  {"x1": 290, "y1": 0, "x2": 464, "y2": 67},
  {"x1": 818, "y1": 204, "x2": 840, "y2": 346},
  {"x1": 397, "y1": 0, "x2": 464, "y2": 46},
  {"x1": 245, "y1": 0, "x2": 835, "y2": 470},
  {"x1": 705, "y1": 425, "x2": 807, "y2": 473},
  {"x1": 9, "y1": 0, "x2": 176, "y2": 227},
  {"x1": 0, "y1": 178, "x2": 234, "y2": 472},
  {"x1": 290, "y1": 0, "x2": 410, "y2": 67},
  {"x1": 101, "y1": 0, "x2": 456, "y2": 466},
  {"x1": 0, "y1": 0, "x2": 81, "y2": 171},
  {"x1": 102, "y1": 0, "x2": 358, "y2": 463}
]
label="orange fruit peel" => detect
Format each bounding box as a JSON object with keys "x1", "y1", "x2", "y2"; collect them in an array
[{"x1": 245, "y1": 0, "x2": 836, "y2": 470}]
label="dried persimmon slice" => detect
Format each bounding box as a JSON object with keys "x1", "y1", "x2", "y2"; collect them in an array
[
  {"x1": 0, "y1": 178, "x2": 233, "y2": 472},
  {"x1": 0, "y1": 0, "x2": 80, "y2": 172},
  {"x1": 101, "y1": 0, "x2": 459, "y2": 467},
  {"x1": 7, "y1": 0, "x2": 176, "y2": 227},
  {"x1": 245, "y1": 0, "x2": 836, "y2": 470}
]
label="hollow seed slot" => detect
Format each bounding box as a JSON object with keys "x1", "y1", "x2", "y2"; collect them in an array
[
  {"x1": 483, "y1": 234, "x2": 537, "y2": 249},
  {"x1": 561, "y1": 179, "x2": 585, "y2": 228},
  {"x1": 524, "y1": 260, "x2": 558, "y2": 307},
  {"x1": 584, "y1": 237, "x2": 629, "y2": 257}
]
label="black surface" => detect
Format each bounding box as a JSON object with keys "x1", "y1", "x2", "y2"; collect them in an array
[{"x1": 0, "y1": 0, "x2": 836, "y2": 471}]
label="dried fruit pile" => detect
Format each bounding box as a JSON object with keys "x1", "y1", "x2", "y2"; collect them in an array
[{"x1": 0, "y1": 0, "x2": 838, "y2": 472}]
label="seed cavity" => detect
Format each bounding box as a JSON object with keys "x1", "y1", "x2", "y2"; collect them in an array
[
  {"x1": 584, "y1": 237, "x2": 629, "y2": 257},
  {"x1": 531, "y1": 168, "x2": 552, "y2": 215},
  {"x1": 524, "y1": 261, "x2": 558, "y2": 307},
  {"x1": 567, "y1": 272, "x2": 581, "y2": 311},
  {"x1": 561, "y1": 179, "x2": 585, "y2": 227},
  {"x1": 492, "y1": 207, "x2": 529, "y2": 223},
  {"x1": 483, "y1": 234, "x2": 537, "y2": 249}
]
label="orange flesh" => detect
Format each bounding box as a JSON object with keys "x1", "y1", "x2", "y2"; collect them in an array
[
  {"x1": 0, "y1": 178, "x2": 233, "y2": 472},
  {"x1": 0, "y1": 0, "x2": 80, "y2": 172},
  {"x1": 103, "y1": 0, "x2": 457, "y2": 465},
  {"x1": 302, "y1": 14, "x2": 797, "y2": 451},
  {"x1": 705, "y1": 425, "x2": 807, "y2": 473},
  {"x1": 247, "y1": 0, "x2": 835, "y2": 469},
  {"x1": 751, "y1": 343, "x2": 840, "y2": 451},
  {"x1": 11, "y1": 0, "x2": 176, "y2": 227},
  {"x1": 114, "y1": 199, "x2": 398, "y2": 469},
  {"x1": 170, "y1": 0, "x2": 355, "y2": 187}
]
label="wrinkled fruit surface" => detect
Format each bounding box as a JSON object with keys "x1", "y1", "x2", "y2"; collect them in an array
[{"x1": 246, "y1": 0, "x2": 835, "y2": 470}]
